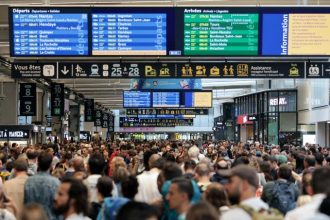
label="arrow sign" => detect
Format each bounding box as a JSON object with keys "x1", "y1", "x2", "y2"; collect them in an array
[{"x1": 61, "y1": 66, "x2": 69, "y2": 75}]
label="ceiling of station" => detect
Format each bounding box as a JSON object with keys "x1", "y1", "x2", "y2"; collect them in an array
[{"x1": 0, "y1": 0, "x2": 326, "y2": 108}]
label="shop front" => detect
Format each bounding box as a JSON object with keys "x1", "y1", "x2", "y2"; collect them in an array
[{"x1": 234, "y1": 90, "x2": 298, "y2": 146}]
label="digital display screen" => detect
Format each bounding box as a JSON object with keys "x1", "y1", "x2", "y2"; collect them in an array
[
  {"x1": 182, "y1": 8, "x2": 259, "y2": 55},
  {"x1": 11, "y1": 8, "x2": 88, "y2": 56},
  {"x1": 262, "y1": 13, "x2": 330, "y2": 55},
  {"x1": 92, "y1": 13, "x2": 167, "y2": 55},
  {"x1": 123, "y1": 91, "x2": 151, "y2": 108},
  {"x1": 152, "y1": 92, "x2": 180, "y2": 107},
  {"x1": 184, "y1": 91, "x2": 212, "y2": 108}
]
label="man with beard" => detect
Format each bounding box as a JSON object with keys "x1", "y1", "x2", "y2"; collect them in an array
[
  {"x1": 53, "y1": 178, "x2": 91, "y2": 220},
  {"x1": 221, "y1": 165, "x2": 269, "y2": 220}
]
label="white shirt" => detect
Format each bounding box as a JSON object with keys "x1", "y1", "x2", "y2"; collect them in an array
[
  {"x1": 66, "y1": 213, "x2": 91, "y2": 220},
  {"x1": 285, "y1": 194, "x2": 326, "y2": 220},
  {"x1": 221, "y1": 197, "x2": 269, "y2": 220},
  {"x1": 134, "y1": 168, "x2": 162, "y2": 203},
  {"x1": 84, "y1": 174, "x2": 102, "y2": 203}
]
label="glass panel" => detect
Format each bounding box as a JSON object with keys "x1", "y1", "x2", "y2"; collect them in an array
[
  {"x1": 268, "y1": 113, "x2": 278, "y2": 145},
  {"x1": 268, "y1": 91, "x2": 279, "y2": 113},
  {"x1": 279, "y1": 91, "x2": 297, "y2": 112}
]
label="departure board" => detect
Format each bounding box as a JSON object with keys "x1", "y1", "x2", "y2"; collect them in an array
[
  {"x1": 183, "y1": 9, "x2": 259, "y2": 55},
  {"x1": 152, "y1": 92, "x2": 180, "y2": 107},
  {"x1": 92, "y1": 13, "x2": 167, "y2": 55},
  {"x1": 10, "y1": 8, "x2": 88, "y2": 56},
  {"x1": 123, "y1": 91, "x2": 151, "y2": 108}
]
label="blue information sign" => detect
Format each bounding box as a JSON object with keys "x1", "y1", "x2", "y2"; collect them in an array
[
  {"x1": 123, "y1": 91, "x2": 151, "y2": 108},
  {"x1": 92, "y1": 13, "x2": 167, "y2": 56},
  {"x1": 11, "y1": 8, "x2": 88, "y2": 56},
  {"x1": 152, "y1": 92, "x2": 180, "y2": 107}
]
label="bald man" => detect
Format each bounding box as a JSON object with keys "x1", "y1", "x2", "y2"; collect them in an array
[{"x1": 135, "y1": 154, "x2": 162, "y2": 203}]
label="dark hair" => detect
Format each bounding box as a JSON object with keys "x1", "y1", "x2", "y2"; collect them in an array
[
  {"x1": 162, "y1": 152, "x2": 176, "y2": 162},
  {"x1": 232, "y1": 156, "x2": 249, "y2": 167},
  {"x1": 319, "y1": 192, "x2": 330, "y2": 216},
  {"x1": 278, "y1": 164, "x2": 292, "y2": 180},
  {"x1": 312, "y1": 167, "x2": 330, "y2": 194},
  {"x1": 204, "y1": 183, "x2": 229, "y2": 210},
  {"x1": 314, "y1": 153, "x2": 324, "y2": 166},
  {"x1": 143, "y1": 150, "x2": 154, "y2": 171},
  {"x1": 88, "y1": 153, "x2": 105, "y2": 175},
  {"x1": 14, "y1": 158, "x2": 28, "y2": 172},
  {"x1": 184, "y1": 160, "x2": 196, "y2": 171},
  {"x1": 186, "y1": 202, "x2": 219, "y2": 220},
  {"x1": 117, "y1": 201, "x2": 159, "y2": 220},
  {"x1": 38, "y1": 152, "x2": 53, "y2": 171},
  {"x1": 26, "y1": 149, "x2": 39, "y2": 160},
  {"x1": 121, "y1": 175, "x2": 139, "y2": 200},
  {"x1": 304, "y1": 155, "x2": 316, "y2": 167},
  {"x1": 171, "y1": 177, "x2": 194, "y2": 201},
  {"x1": 96, "y1": 176, "x2": 113, "y2": 198},
  {"x1": 62, "y1": 178, "x2": 89, "y2": 216},
  {"x1": 162, "y1": 162, "x2": 183, "y2": 181}
]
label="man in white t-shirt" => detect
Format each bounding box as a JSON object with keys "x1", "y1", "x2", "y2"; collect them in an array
[{"x1": 135, "y1": 154, "x2": 162, "y2": 203}]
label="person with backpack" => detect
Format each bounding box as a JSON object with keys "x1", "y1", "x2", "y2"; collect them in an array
[
  {"x1": 261, "y1": 164, "x2": 300, "y2": 214},
  {"x1": 221, "y1": 165, "x2": 284, "y2": 220}
]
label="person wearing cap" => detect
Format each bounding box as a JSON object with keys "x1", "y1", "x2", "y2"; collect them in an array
[{"x1": 221, "y1": 165, "x2": 269, "y2": 220}]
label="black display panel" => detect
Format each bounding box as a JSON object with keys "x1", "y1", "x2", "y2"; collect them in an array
[
  {"x1": 50, "y1": 83, "x2": 64, "y2": 116},
  {"x1": 10, "y1": 8, "x2": 89, "y2": 56},
  {"x1": 84, "y1": 99, "x2": 94, "y2": 122},
  {"x1": 19, "y1": 83, "x2": 36, "y2": 116},
  {"x1": 94, "y1": 109, "x2": 102, "y2": 127},
  {"x1": 119, "y1": 117, "x2": 193, "y2": 127}
]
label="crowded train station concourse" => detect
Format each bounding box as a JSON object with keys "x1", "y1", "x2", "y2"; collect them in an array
[{"x1": 0, "y1": 0, "x2": 330, "y2": 219}]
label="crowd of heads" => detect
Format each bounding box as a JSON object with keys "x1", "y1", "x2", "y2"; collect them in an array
[{"x1": 0, "y1": 139, "x2": 328, "y2": 220}]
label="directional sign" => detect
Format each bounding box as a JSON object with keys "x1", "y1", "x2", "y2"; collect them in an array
[
  {"x1": 13, "y1": 61, "x2": 308, "y2": 79},
  {"x1": 19, "y1": 83, "x2": 36, "y2": 116},
  {"x1": 84, "y1": 99, "x2": 94, "y2": 122},
  {"x1": 51, "y1": 83, "x2": 64, "y2": 116}
]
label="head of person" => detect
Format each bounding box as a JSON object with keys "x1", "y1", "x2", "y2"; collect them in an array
[
  {"x1": 53, "y1": 178, "x2": 89, "y2": 217},
  {"x1": 278, "y1": 164, "x2": 293, "y2": 180},
  {"x1": 148, "y1": 154, "x2": 161, "y2": 170},
  {"x1": 88, "y1": 153, "x2": 105, "y2": 175},
  {"x1": 188, "y1": 146, "x2": 200, "y2": 160},
  {"x1": 96, "y1": 176, "x2": 113, "y2": 202},
  {"x1": 184, "y1": 160, "x2": 197, "y2": 174},
  {"x1": 304, "y1": 155, "x2": 316, "y2": 169},
  {"x1": 158, "y1": 162, "x2": 183, "y2": 192},
  {"x1": 302, "y1": 169, "x2": 313, "y2": 195},
  {"x1": 166, "y1": 177, "x2": 194, "y2": 213},
  {"x1": 121, "y1": 175, "x2": 139, "y2": 200},
  {"x1": 38, "y1": 151, "x2": 53, "y2": 172},
  {"x1": 110, "y1": 156, "x2": 126, "y2": 174},
  {"x1": 186, "y1": 202, "x2": 219, "y2": 220},
  {"x1": 116, "y1": 201, "x2": 158, "y2": 220},
  {"x1": 194, "y1": 162, "x2": 210, "y2": 181},
  {"x1": 203, "y1": 183, "x2": 229, "y2": 209},
  {"x1": 21, "y1": 203, "x2": 49, "y2": 220},
  {"x1": 225, "y1": 165, "x2": 259, "y2": 205},
  {"x1": 81, "y1": 147, "x2": 88, "y2": 157},
  {"x1": 13, "y1": 157, "x2": 28, "y2": 174},
  {"x1": 314, "y1": 153, "x2": 324, "y2": 167},
  {"x1": 312, "y1": 167, "x2": 330, "y2": 195},
  {"x1": 26, "y1": 149, "x2": 39, "y2": 162}
]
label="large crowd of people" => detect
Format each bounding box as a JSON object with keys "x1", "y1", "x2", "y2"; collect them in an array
[{"x1": 0, "y1": 140, "x2": 329, "y2": 220}]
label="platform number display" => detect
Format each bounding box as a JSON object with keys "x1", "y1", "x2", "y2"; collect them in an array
[
  {"x1": 19, "y1": 83, "x2": 36, "y2": 116},
  {"x1": 84, "y1": 99, "x2": 94, "y2": 122},
  {"x1": 101, "y1": 112, "x2": 109, "y2": 128},
  {"x1": 94, "y1": 109, "x2": 102, "y2": 127},
  {"x1": 51, "y1": 83, "x2": 64, "y2": 116}
]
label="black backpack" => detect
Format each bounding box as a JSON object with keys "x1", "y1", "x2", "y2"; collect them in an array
[{"x1": 270, "y1": 181, "x2": 296, "y2": 214}]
